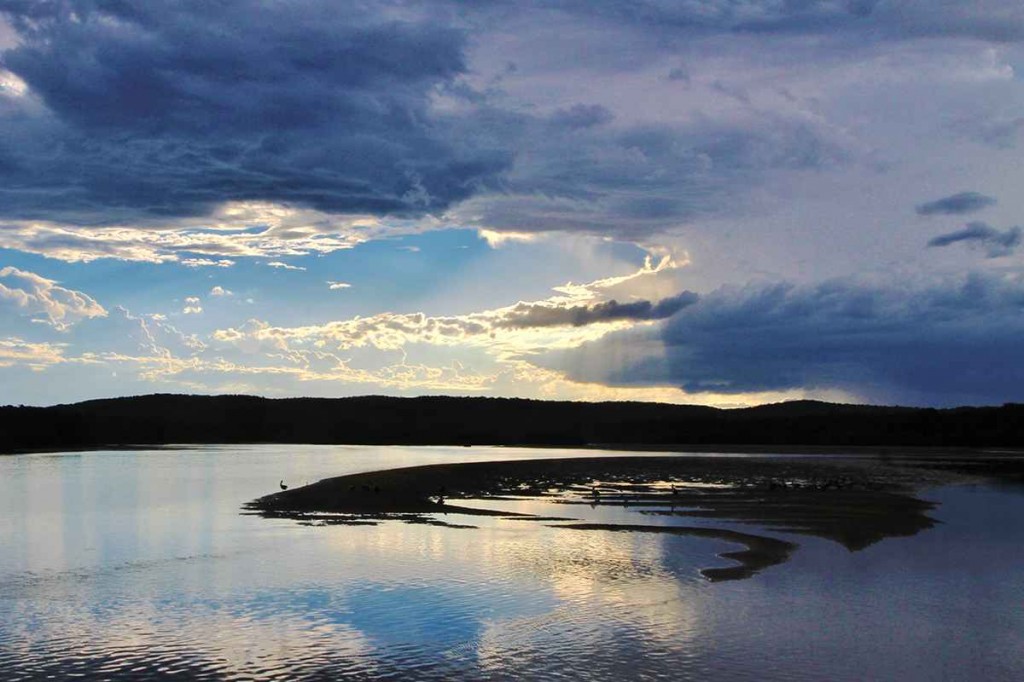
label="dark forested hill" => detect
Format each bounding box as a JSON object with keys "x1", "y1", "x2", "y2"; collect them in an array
[{"x1": 1, "y1": 394, "x2": 1023, "y2": 452}]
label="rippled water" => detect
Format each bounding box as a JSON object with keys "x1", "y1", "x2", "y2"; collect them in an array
[{"x1": 1, "y1": 445, "x2": 1022, "y2": 680}]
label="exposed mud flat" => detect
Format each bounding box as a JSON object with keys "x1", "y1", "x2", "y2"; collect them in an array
[{"x1": 247, "y1": 451, "x2": 1024, "y2": 580}]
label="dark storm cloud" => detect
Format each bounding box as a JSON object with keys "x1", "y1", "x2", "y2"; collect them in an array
[
  {"x1": 0, "y1": 0, "x2": 509, "y2": 223},
  {"x1": 453, "y1": 115, "x2": 847, "y2": 239},
  {"x1": 497, "y1": 291, "x2": 698, "y2": 329},
  {"x1": 0, "y1": 0, "x2": 854, "y2": 249},
  {"x1": 916, "y1": 192, "x2": 997, "y2": 216},
  {"x1": 543, "y1": 0, "x2": 877, "y2": 33},
  {"x1": 553, "y1": 274, "x2": 1024, "y2": 405},
  {"x1": 878, "y1": 1, "x2": 1024, "y2": 43},
  {"x1": 0, "y1": 0, "x2": 844, "y2": 236},
  {"x1": 507, "y1": 1, "x2": 1024, "y2": 42},
  {"x1": 649, "y1": 275, "x2": 1024, "y2": 405},
  {"x1": 548, "y1": 104, "x2": 614, "y2": 131},
  {"x1": 927, "y1": 222, "x2": 1021, "y2": 257},
  {"x1": 0, "y1": 0, "x2": 1019, "y2": 237}
]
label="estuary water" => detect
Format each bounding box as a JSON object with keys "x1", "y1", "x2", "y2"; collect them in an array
[{"x1": 1, "y1": 445, "x2": 1022, "y2": 681}]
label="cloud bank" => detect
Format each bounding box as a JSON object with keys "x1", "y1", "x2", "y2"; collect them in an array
[{"x1": 563, "y1": 273, "x2": 1024, "y2": 405}]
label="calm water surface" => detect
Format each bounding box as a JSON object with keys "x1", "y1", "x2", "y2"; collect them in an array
[{"x1": 1, "y1": 445, "x2": 1022, "y2": 680}]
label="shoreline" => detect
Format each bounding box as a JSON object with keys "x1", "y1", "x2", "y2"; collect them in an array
[
  {"x1": 0, "y1": 444, "x2": 185, "y2": 457},
  {"x1": 7, "y1": 441, "x2": 1024, "y2": 458}
]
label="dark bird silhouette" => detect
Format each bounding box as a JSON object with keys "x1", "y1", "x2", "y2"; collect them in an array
[{"x1": 279, "y1": 480, "x2": 288, "y2": 491}]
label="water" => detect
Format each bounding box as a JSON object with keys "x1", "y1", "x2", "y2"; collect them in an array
[{"x1": 1, "y1": 445, "x2": 1022, "y2": 680}]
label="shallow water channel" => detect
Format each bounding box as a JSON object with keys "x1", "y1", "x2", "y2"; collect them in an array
[{"x1": 1, "y1": 445, "x2": 1022, "y2": 680}]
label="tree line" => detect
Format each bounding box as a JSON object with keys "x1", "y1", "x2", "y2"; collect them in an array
[{"x1": 3, "y1": 394, "x2": 1024, "y2": 452}]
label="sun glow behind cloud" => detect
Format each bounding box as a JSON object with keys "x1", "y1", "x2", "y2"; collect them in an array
[
  {"x1": 0, "y1": 203, "x2": 406, "y2": 265},
  {"x1": 0, "y1": 242, "x2": 815, "y2": 406}
]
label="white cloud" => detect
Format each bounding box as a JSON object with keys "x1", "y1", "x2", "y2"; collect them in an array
[
  {"x1": 267, "y1": 261, "x2": 307, "y2": 271},
  {"x1": 0, "y1": 203, "x2": 411, "y2": 265},
  {"x1": 0, "y1": 267, "x2": 107, "y2": 330},
  {"x1": 210, "y1": 286, "x2": 233, "y2": 297},
  {"x1": 0, "y1": 257, "x2": 790, "y2": 407},
  {"x1": 478, "y1": 229, "x2": 540, "y2": 248},
  {"x1": 214, "y1": 256, "x2": 691, "y2": 359},
  {"x1": 0, "y1": 337, "x2": 67, "y2": 369},
  {"x1": 326, "y1": 281, "x2": 352, "y2": 290},
  {"x1": 182, "y1": 297, "x2": 203, "y2": 315},
  {"x1": 182, "y1": 258, "x2": 235, "y2": 268}
]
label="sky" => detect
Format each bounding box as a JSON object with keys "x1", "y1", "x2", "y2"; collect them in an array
[{"x1": 2, "y1": 1, "x2": 1024, "y2": 408}]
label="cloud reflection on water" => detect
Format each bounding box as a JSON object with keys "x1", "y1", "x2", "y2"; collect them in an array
[{"x1": 3, "y1": 446, "x2": 1024, "y2": 680}]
